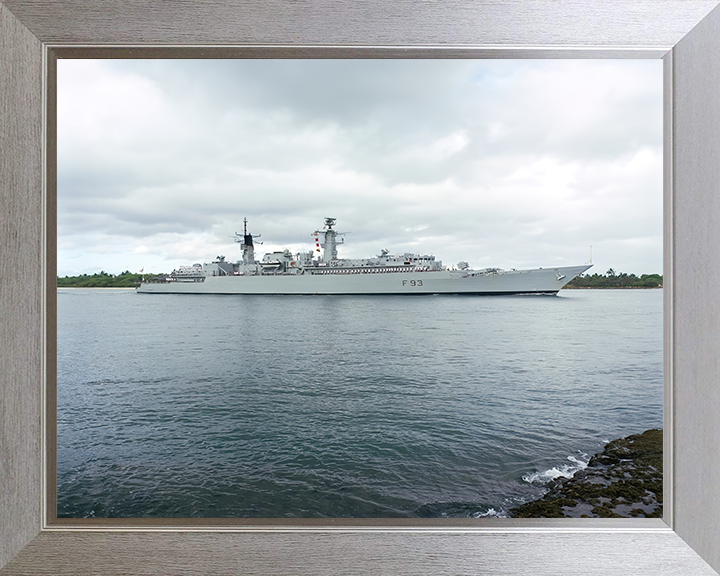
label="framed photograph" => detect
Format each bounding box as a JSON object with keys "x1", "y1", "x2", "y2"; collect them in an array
[
  {"x1": 52, "y1": 57, "x2": 664, "y2": 523},
  {"x1": 2, "y1": 1, "x2": 720, "y2": 574}
]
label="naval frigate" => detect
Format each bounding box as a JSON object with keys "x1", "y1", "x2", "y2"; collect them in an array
[{"x1": 136, "y1": 218, "x2": 592, "y2": 295}]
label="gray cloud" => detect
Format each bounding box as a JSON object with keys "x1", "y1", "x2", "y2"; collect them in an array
[{"x1": 57, "y1": 59, "x2": 662, "y2": 276}]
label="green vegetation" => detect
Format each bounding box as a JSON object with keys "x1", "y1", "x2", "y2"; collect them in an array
[
  {"x1": 56, "y1": 270, "x2": 163, "y2": 288},
  {"x1": 57, "y1": 267, "x2": 662, "y2": 289},
  {"x1": 566, "y1": 268, "x2": 662, "y2": 289}
]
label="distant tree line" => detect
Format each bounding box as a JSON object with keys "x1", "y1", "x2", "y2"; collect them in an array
[
  {"x1": 56, "y1": 268, "x2": 663, "y2": 289},
  {"x1": 56, "y1": 270, "x2": 163, "y2": 288},
  {"x1": 566, "y1": 268, "x2": 662, "y2": 289}
]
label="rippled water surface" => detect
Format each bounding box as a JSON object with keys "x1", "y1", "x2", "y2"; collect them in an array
[{"x1": 57, "y1": 288, "x2": 662, "y2": 518}]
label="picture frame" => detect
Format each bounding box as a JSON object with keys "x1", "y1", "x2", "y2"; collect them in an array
[{"x1": 2, "y1": 1, "x2": 720, "y2": 574}]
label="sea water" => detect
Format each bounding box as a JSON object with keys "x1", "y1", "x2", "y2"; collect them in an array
[{"x1": 56, "y1": 288, "x2": 662, "y2": 518}]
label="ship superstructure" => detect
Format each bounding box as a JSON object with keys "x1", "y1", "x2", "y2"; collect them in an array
[{"x1": 137, "y1": 218, "x2": 591, "y2": 295}]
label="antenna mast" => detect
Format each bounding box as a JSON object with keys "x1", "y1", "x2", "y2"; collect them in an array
[
  {"x1": 234, "y1": 217, "x2": 262, "y2": 264},
  {"x1": 313, "y1": 217, "x2": 345, "y2": 262}
]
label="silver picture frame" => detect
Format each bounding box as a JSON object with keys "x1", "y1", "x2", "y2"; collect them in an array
[{"x1": 2, "y1": 1, "x2": 720, "y2": 574}]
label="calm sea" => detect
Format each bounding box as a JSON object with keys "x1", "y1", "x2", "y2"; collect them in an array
[{"x1": 56, "y1": 288, "x2": 663, "y2": 518}]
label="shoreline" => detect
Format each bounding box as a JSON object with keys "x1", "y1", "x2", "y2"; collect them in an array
[{"x1": 510, "y1": 429, "x2": 662, "y2": 518}]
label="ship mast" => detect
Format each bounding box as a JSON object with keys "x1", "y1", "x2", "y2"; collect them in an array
[
  {"x1": 234, "y1": 217, "x2": 261, "y2": 264},
  {"x1": 314, "y1": 217, "x2": 345, "y2": 262}
]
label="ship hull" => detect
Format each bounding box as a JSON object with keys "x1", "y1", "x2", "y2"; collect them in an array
[{"x1": 136, "y1": 264, "x2": 591, "y2": 295}]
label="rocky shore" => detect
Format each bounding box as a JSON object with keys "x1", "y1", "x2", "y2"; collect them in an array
[{"x1": 510, "y1": 429, "x2": 663, "y2": 518}]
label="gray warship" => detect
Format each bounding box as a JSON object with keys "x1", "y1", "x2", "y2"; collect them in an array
[{"x1": 136, "y1": 218, "x2": 591, "y2": 295}]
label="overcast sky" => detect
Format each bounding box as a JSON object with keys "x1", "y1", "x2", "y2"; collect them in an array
[{"x1": 57, "y1": 59, "x2": 663, "y2": 277}]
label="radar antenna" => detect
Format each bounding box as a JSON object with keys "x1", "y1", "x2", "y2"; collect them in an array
[{"x1": 233, "y1": 217, "x2": 262, "y2": 246}]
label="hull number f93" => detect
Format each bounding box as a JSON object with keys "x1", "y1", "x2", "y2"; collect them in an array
[{"x1": 403, "y1": 280, "x2": 423, "y2": 287}]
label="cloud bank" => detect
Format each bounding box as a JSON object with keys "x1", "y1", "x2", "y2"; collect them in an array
[{"x1": 58, "y1": 59, "x2": 662, "y2": 277}]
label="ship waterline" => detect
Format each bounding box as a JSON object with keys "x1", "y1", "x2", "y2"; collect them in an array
[{"x1": 137, "y1": 218, "x2": 591, "y2": 295}]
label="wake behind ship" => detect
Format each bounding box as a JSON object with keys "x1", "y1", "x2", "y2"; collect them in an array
[{"x1": 136, "y1": 218, "x2": 592, "y2": 295}]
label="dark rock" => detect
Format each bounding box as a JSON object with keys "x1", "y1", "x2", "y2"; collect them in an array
[{"x1": 510, "y1": 429, "x2": 662, "y2": 518}]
